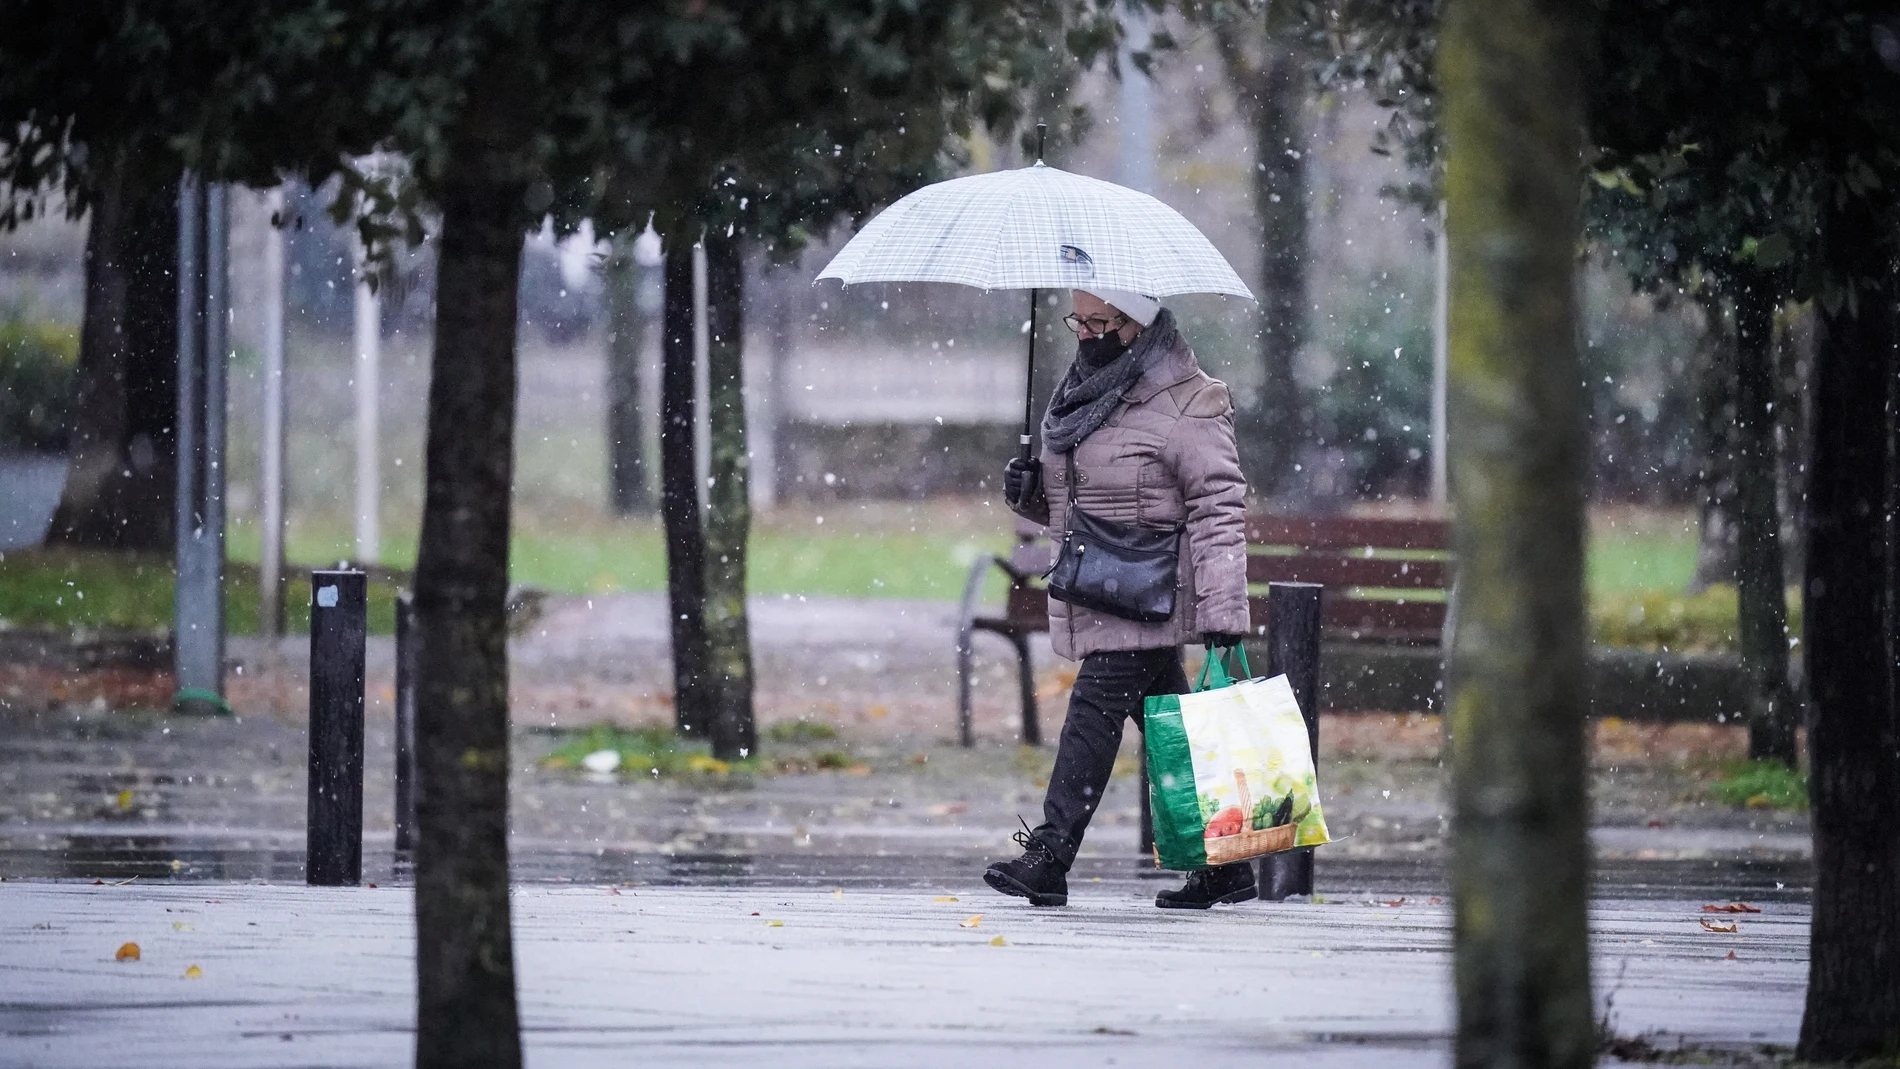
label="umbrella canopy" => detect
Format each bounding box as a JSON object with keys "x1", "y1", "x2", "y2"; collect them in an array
[{"x1": 816, "y1": 163, "x2": 1253, "y2": 300}]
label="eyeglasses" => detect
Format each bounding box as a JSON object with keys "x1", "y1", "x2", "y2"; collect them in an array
[{"x1": 1061, "y1": 312, "x2": 1129, "y2": 336}]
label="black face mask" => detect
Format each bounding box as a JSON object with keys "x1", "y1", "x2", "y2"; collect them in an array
[{"x1": 1075, "y1": 332, "x2": 1129, "y2": 370}]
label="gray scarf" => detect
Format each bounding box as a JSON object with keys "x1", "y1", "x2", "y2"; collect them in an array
[{"x1": 1041, "y1": 307, "x2": 1176, "y2": 454}]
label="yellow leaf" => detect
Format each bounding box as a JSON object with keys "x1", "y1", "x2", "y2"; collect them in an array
[
  {"x1": 115, "y1": 942, "x2": 140, "y2": 961},
  {"x1": 959, "y1": 914, "x2": 983, "y2": 929},
  {"x1": 989, "y1": 935, "x2": 1007, "y2": 946},
  {"x1": 765, "y1": 919, "x2": 784, "y2": 927},
  {"x1": 184, "y1": 964, "x2": 203, "y2": 979},
  {"x1": 171, "y1": 921, "x2": 194, "y2": 932},
  {"x1": 831, "y1": 889, "x2": 844, "y2": 898},
  {"x1": 115, "y1": 789, "x2": 134, "y2": 810},
  {"x1": 933, "y1": 896, "x2": 959, "y2": 903}
]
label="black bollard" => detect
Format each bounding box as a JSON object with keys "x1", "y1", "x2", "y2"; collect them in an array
[
  {"x1": 393, "y1": 591, "x2": 418, "y2": 855},
  {"x1": 1259, "y1": 581, "x2": 1324, "y2": 901},
  {"x1": 307, "y1": 569, "x2": 366, "y2": 886}
]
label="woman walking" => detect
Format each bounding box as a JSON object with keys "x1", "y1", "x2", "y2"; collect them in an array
[{"x1": 985, "y1": 287, "x2": 1254, "y2": 910}]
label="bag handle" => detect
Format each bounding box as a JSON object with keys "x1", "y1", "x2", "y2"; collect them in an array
[{"x1": 1194, "y1": 643, "x2": 1253, "y2": 691}]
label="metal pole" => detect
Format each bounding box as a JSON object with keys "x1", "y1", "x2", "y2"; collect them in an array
[
  {"x1": 352, "y1": 239, "x2": 380, "y2": 564},
  {"x1": 1430, "y1": 201, "x2": 1450, "y2": 509},
  {"x1": 174, "y1": 176, "x2": 228, "y2": 714},
  {"x1": 174, "y1": 176, "x2": 203, "y2": 694},
  {"x1": 259, "y1": 187, "x2": 289, "y2": 639},
  {"x1": 393, "y1": 591, "x2": 419, "y2": 855},
  {"x1": 1118, "y1": 15, "x2": 1156, "y2": 196},
  {"x1": 307, "y1": 569, "x2": 367, "y2": 885},
  {"x1": 1259, "y1": 581, "x2": 1324, "y2": 900}
]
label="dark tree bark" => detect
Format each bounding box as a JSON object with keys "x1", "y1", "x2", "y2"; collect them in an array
[
  {"x1": 46, "y1": 146, "x2": 179, "y2": 550},
  {"x1": 1216, "y1": 24, "x2": 1308, "y2": 500},
  {"x1": 1797, "y1": 198, "x2": 1900, "y2": 1061},
  {"x1": 411, "y1": 71, "x2": 525, "y2": 1069},
  {"x1": 1439, "y1": 1, "x2": 1595, "y2": 1067},
  {"x1": 1729, "y1": 274, "x2": 1796, "y2": 764},
  {"x1": 660, "y1": 242, "x2": 711, "y2": 737},
  {"x1": 603, "y1": 237, "x2": 651, "y2": 514},
  {"x1": 701, "y1": 234, "x2": 756, "y2": 761}
]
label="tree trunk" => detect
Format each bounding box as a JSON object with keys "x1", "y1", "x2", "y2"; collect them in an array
[
  {"x1": 661, "y1": 241, "x2": 711, "y2": 737},
  {"x1": 1729, "y1": 275, "x2": 1796, "y2": 764},
  {"x1": 1239, "y1": 43, "x2": 1308, "y2": 501},
  {"x1": 1797, "y1": 198, "x2": 1900, "y2": 1061},
  {"x1": 1439, "y1": 1, "x2": 1594, "y2": 1067},
  {"x1": 47, "y1": 147, "x2": 179, "y2": 551},
  {"x1": 411, "y1": 73, "x2": 525, "y2": 1069},
  {"x1": 701, "y1": 234, "x2": 757, "y2": 761},
  {"x1": 1214, "y1": 21, "x2": 1309, "y2": 503},
  {"x1": 1688, "y1": 321, "x2": 1739, "y2": 593},
  {"x1": 604, "y1": 236, "x2": 651, "y2": 514}
]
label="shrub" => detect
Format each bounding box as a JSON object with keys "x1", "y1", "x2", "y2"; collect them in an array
[
  {"x1": 1590, "y1": 584, "x2": 1802, "y2": 655},
  {"x1": 0, "y1": 315, "x2": 79, "y2": 452},
  {"x1": 1707, "y1": 759, "x2": 1808, "y2": 811}
]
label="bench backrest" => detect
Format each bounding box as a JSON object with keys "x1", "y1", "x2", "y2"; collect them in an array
[
  {"x1": 1000, "y1": 513, "x2": 1452, "y2": 645},
  {"x1": 1245, "y1": 514, "x2": 1452, "y2": 645}
]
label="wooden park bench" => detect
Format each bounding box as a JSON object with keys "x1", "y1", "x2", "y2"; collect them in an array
[{"x1": 953, "y1": 512, "x2": 1454, "y2": 746}]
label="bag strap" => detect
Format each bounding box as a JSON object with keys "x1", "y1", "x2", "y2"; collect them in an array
[
  {"x1": 1061, "y1": 451, "x2": 1079, "y2": 535},
  {"x1": 1194, "y1": 643, "x2": 1254, "y2": 691}
]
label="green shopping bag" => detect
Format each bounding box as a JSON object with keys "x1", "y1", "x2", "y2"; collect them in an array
[{"x1": 1144, "y1": 646, "x2": 1332, "y2": 870}]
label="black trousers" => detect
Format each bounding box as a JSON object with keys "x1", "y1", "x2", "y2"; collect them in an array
[{"x1": 1032, "y1": 646, "x2": 1247, "y2": 876}]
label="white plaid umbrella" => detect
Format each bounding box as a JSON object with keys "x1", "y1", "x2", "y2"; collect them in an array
[{"x1": 816, "y1": 163, "x2": 1253, "y2": 299}]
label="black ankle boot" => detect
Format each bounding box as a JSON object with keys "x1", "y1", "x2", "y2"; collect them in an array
[
  {"x1": 1155, "y1": 861, "x2": 1257, "y2": 909},
  {"x1": 984, "y1": 824, "x2": 1069, "y2": 907}
]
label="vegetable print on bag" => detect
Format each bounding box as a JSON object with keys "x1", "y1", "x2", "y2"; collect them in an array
[{"x1": 1144, "y1": 646, "x2": 1332, "y2": 871}]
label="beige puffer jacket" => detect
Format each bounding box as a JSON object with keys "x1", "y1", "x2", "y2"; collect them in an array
[{"x1": 1011, "y1": 320, "x2": 1251, "y2": 659}]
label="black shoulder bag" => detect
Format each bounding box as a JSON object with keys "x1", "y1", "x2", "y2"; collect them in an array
[{"x1": 1046, "y1": 453, "x2": 1182, "y2": 623}]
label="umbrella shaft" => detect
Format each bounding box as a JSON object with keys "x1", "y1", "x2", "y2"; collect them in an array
[{"x1": 1020, "y1": 288, "x2": 1039, "y2": 462}]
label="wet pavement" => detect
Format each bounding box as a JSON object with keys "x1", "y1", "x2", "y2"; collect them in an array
[
  {"x1": 0, "y1": 660, "x2": 1814, "y2": 1067},
  {"x1": 0, "y1": 882, "x2": 1806, "y2": 1068},
  {"x1": 0, "y1": 702, "x2": 1811, "y2": 887}
]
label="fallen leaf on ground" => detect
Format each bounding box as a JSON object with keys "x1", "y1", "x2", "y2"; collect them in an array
[
  {"x1": 115, "y1": 789, "x2": 134, "y2": 810},
  {"x1": 959, "y1": 915, "x2": 983, "y2": 928},
  {"x1": 1428, "y1": 897, "x2": 1444, "y2": 905},
  {"x1": 765, "y1": 920, "x2": 784, "y2": 927},
  {"x1": 831, "y1": 889, "x2": 844, "y2": 898},
  {"x1": 184, "y1": 965, "x2": 203, "y2": 978},
  {"x1": 989, "y1": 935, "x2": 1007, "y2": 946},
  {"x1": 927, "y1": 803, "x2": 968, "y2": 816},
  {"x1": 1701, "y1": 903, "x2": 1761, "y2": 913},
  {"x1": 749, "y1": 911, "x2": 760, "y2": 916},
  {"x1": 1724, "y1": 951, "x2": 1738, "y2": 961},
  {"x1": 933, "y1": 896, "x2": 959, "y2": 903},
  {"x1": 1699, "y1": 918, "x2": 1739, "y2": 934},
  {"x1": 115, "y1": 942, "x2": 140, "y2": 961},
  {"x1": 171, "y1": 922, "x2": 193, "y2": 932},
  {"x1": 1379, "y1": 898, "x2": 1406, "y2": 908}
]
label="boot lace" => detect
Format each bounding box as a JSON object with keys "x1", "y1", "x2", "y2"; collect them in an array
[{"x1": 1012, "y1": 817, "x2": 1056, "y2": 865}]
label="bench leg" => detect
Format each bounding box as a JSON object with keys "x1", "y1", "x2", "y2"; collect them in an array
[
  {"x1": 1012, "y1": 632, "x2": 1040, "y2": 746},
  {"x1": 955, "y1": 622, "x2": 976, "y2": 748}
]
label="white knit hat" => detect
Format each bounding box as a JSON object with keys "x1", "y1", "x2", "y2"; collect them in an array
[{"x1": 1077, "y1": 287, "x2": 1161, "y2": 327}]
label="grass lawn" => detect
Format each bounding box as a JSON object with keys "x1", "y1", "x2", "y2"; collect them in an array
[
  {"x1": 0, "y1": 549, "x2": 404, "y2": 635},
  {"x1": 3, "y1": 501, "x2": 1715, "y2": 638}
]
